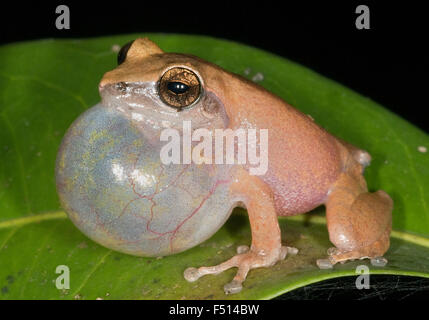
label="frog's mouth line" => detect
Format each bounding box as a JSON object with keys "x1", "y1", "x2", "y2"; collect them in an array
[{"x1": 99, "y1": 82, "x2": 230, "y2": 133}]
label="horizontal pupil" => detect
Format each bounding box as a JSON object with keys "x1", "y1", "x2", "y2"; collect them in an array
[{"x1": 167, "y1": 81, "x2": 189, "y2": 94}]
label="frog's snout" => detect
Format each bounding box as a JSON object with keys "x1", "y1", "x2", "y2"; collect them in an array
[
  {"x1": 98, "y1": 76, "x2": 111, "y2": 92},
  {"x1": 98, "y1": 81, "x2": 111, "y2": 96},
  {"x1": 99, "y1": 81, "x2": 124, "y2": 93},
  {"x1": 98, "y1": 82, "x2": 105, "y2": 92},
  {"x1": 99, "y1": 82, "x2": 131, "y2": 100}
]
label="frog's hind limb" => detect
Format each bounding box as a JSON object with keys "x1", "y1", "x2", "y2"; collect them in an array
[
  {"x1": 184, "y1": 168, "x2": 297, "y2": 294},
  {"x1": 317, "y1": 144, "x2": 393, "y2": 269}
]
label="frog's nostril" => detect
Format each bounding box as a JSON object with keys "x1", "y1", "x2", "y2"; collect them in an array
[
  {"x1": 98, "y1": 81, "x2": 128, "y2": 94},
  {"x1": 98, "y1": 80, "x2": 110, "y2": 92},
  {"x1": 115, "y1": 82, "x2": 128, "y2": 93}
]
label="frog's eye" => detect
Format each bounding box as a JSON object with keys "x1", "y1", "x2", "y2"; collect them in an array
[
  {"x1": 117, "y1": 41, "x2": 134, "y2": 65},
  {"x1": 158, "y1": 67, "x2": 201, "y2": 110}
]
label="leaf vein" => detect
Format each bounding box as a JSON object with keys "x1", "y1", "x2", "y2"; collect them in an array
[{"x1": 71, "y1": 250, "x2": 112, "y2": 298}]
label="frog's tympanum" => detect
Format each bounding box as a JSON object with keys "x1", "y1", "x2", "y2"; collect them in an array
[{"x1": 56, "y1": 38, "x2": 393, "y2": 294}]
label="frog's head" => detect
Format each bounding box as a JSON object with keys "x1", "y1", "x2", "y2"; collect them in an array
[{"x1": 99, "y1": 38, "x2": 231, "y2": 132}]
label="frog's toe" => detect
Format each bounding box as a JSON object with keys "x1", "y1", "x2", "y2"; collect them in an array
[
  {"x1": 316, "y1": 258, "x2": 334, "y2": 269},
  {"x1": 316, "y1": 246, "x2": 344, "y2": 268},
  {"x1": 224, "y1": 280, "x2": 243, "y2": 295},
  {"x1": 279, "y1": 246, "x2": 299, "y2": 260},
  {"x1": 236, "y1": 245, "x2": 250, "y2": 254},
  {"x1": 183, "y1": 267, "x2": 202, "y2": 282},
  {"x1": 327, "y1": 247, "x2": 340, "y2": 256},
  {"x1": 183, "y1": 254, "x2": 241, "y2": 283},
  {"x1": 370, "y1": 256, "x2": 388, "y2": 267},
  {"x1": 286, "y1": 246, "x2": 299, "y2": 255}
]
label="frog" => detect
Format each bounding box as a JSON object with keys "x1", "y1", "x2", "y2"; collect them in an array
[{"x1": 55, "y1": 38, "x2": 393, "y2": 295}]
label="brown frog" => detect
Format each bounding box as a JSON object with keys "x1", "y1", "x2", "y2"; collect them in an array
[{"x1": 56, "y1": 38, "x2": 393, "y2": 294}]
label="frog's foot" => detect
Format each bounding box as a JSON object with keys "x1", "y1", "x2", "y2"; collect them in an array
[
  {"x1": 184, "y1": 245, "x2": 298, "y2": 294},
  {"x1": 316, "y1": 247, "x2": 369, "y2": 269},
  {"x1": 317, "y1": 249, "x2": 388, "y2": 269},
  {"x1": 317, "y1": 229, "x2": 390, "y2": 269}
]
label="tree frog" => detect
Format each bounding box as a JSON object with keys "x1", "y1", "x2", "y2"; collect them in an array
[{"x1": 56, "y1": 38, "x2": 393, "y2": 294}]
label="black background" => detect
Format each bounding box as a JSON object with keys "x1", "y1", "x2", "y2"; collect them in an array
[
  {"x1": 1, "y1": 1, "x2": 428, "y2": 132},
  {"x1": 1, "y1": 0, "x2": 428, "y2": 300}
]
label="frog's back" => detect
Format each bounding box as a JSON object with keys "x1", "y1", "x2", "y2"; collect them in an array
[{"x1": 221, "y1": 76, "x2": 346, "y2": 215}]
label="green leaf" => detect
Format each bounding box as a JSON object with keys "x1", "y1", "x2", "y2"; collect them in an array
[{"x1": 1, "y1": 34, "x2": 428, "y2": 300}]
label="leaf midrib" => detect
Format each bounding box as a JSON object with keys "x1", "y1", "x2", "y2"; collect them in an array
[{"x1": 0, "y1": 211, "x2": 67, "y2": 229}]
